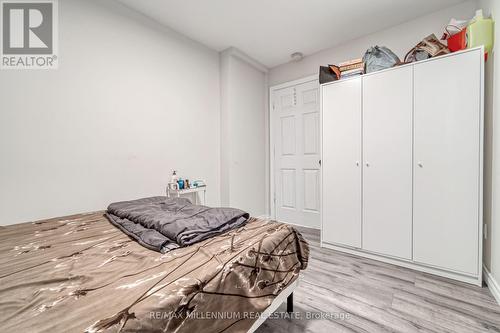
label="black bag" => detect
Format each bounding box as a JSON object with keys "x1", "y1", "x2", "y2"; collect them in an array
[{"x1": 319, "y1": 66, "x2": 339, "y2": 84}]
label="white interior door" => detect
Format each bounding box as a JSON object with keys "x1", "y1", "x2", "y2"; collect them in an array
[
  {"x1": 273, "y1": 80, "x2": 320, "y2": 228},
  {"x1": 322, "y1": 78, "x2": 362, "y2": 248},
  {"x1": 413, "y1": 50, "x2": 481, "y2": 275},
  {"x1": 362, "y1": 67, "x2": 413, "y2": 259}
]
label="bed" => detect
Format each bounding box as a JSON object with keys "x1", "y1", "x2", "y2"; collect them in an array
[{"x1": 0, "y1": 205, "x2": 309, "y2": 332}]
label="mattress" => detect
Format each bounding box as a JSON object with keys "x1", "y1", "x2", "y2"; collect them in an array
[{"x1": 0, "y1": 212, "x2": 309, "y2": 333}]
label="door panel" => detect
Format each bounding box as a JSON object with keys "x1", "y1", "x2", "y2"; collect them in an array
[
  {"x1": 322, "y1": 78, "x2": 362, "y2": 248},
  {"x1": 281, "y1": 169, "x2": 296, "y2": 208},
  {"x1": 303, "y1": 169, "x2": 320, "y2": 211},
  {"x1": 281, "y1": 116, "x2": 296, "y2": 155},
  {"x1": 303, "y1": 112, "x2": 319, "y2": 155},
  {"x1": 413, "y1": 50, "x2": 481, "y2": 275},
  {"x1": 274, "y1": 80, "x2": 320, "y2": 228},
  {"x1": 362, "y1": 67, "x2": 413, "y2": 259}
]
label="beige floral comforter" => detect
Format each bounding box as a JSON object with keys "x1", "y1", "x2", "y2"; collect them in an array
[{"x1": 0, "y1": 212, "x2": 309, "y2": 332}]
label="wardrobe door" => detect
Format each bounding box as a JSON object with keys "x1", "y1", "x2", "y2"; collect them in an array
[
  {"x1": 322, "y1": 78, "x2": 362, "y2": 248},
  {"x1": 362, "y1": 67, "x2": 413, "y2": 259},
  {"x1": 413, "y1": 50, "x2": 481, "y2": 275}
]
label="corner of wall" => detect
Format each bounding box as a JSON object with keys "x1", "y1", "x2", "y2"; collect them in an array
[
  {"x1": 478, "y1": 0, "x2": 500, "y2": 303},
  {"x1": 218, "y1": 47, "x2": 269, "y2": 215},
  {"x1": 484, "y1": 265, "x2": 500, "y2": 304},
  {"x1": 222, "y1": 47, "x2": 269, "y2": 74},
  {"x1": 264, "y1": 70, "x2": 271, "y2": 217},
  {"x1": 219, "y1": 50, "x2": 231, "y2": 206}
]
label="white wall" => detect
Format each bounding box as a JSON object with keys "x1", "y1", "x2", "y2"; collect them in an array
[
  {"x1": 479, "y1": 0, "x2": 500, "y2": 300},
  {"x1": 0, "y1": 0, "x2": 221, "y2": 224},
  {"x1": 269, "y1": 0, "x2": 478, "y2": 85},
  {"x1": 220, "y1": 48, "x2": 267, "y2": 216}
]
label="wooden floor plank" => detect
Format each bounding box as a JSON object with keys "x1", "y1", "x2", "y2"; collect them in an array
[{"x1": 256, "y1": 226, "x2": 500, "y2": 333}]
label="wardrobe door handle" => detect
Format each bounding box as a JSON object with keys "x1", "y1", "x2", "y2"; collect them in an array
[
  {"x1": 418, "y1": 162, "x2": 423, "y2": 168},
  {"x1": 356, "y1": 161, "x2": 360, "y2": 167},
  {"x1": 365, "y1": 162, "x2": 370, "y2": 167}
]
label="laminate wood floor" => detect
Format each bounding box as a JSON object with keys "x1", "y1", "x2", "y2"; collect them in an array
[{"x1": 256, "y1": 226, "x2": 500, "y2": 333}]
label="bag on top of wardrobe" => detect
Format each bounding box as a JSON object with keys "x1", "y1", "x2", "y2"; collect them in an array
[
  {"x1": 362, "y1": 46, "x2": 401, "y2": 73},
  {"x1": 319, "y1": 65, "x2": 340, "y2": 84},
  {"x1": 404, "y1": 34, "x2": 450, "y2": 63}
]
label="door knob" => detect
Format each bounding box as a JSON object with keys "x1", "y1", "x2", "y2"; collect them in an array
[
  {"x1": 418, "y1": 162, "x2": 423, "y2": 168},
  {"x1": 356, "y1": 161, "x2": 360, "y2": 167},
  {"x1": 365, "y1": 162, "x2": 370, "y2": 167}
]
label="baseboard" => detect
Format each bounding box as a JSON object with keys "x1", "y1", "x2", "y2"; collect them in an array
[
  {"x1": 275, "y1": 219, "x2": 320, "y2": 230},
  {"x1": 483, "y1": 265, "x2": 500, "y2": 305},
  {"x1": 323, "y1": 241, "x2": 482, "y2": 286},
  {"x1": 254, "y1": 215, "x2": 321, "y2": 230}
]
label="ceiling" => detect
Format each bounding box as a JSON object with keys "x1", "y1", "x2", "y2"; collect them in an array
[{"x1": 117, "y1": 0, "x2": 468, "y2": 68}]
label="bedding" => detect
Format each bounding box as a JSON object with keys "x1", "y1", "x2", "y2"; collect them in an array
[
  {"x1": 0, "y1": 211, "x2": 309, "y2": 333},
  {"x1": 106, "y1": 197, "x2": 249, "y2": 253}
]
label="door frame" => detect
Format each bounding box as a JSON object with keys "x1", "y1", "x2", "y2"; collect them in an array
[{"x1": 269, "y1": 74, "x2": 319, "y2": 225}]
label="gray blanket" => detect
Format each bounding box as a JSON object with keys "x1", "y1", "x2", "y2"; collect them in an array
[{"x1": 106, "y1": 196, "x2": 249, "y2": 253}]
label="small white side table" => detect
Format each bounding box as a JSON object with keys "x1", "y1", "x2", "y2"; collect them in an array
[{"x1": 166, "y1": 186, "x2": 207, "y2": 205}]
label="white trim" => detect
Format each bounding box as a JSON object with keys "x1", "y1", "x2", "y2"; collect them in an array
[
  {"x1": 483, "y1": 265, "x2": 500, "y2": 305},
  {"x1": 274, "y1": 218, "x2": 321, "y2": 230},
  {"x1": 322, "y1": 241, "x2": 482, "y2": 286},
  {"x1": 478, "y1": 45, "x2": 485, "y2": 285},
  {"x1": 255, "y1": 215, "x2": 321, "y2": 231},
  {"x1": 247, "y1": 279, "x2": 298, "y2": 333},
  {"x1": 269, "y1": 89, "x2": 276, "y2": 220},
  {"x1": 221, "y1": 47, "x2": 268, "y2": 73},
  {"x1": 269, "y1": 74, "x2": 318, "y2": 221},
  {"x1": 319, "y1": 83, "x2": 324, "y2": 242}
]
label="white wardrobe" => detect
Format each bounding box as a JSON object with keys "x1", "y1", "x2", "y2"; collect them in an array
[{"x1": 321, "y1": 47, "x2": 484, "y2": 285}]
